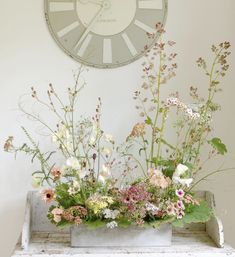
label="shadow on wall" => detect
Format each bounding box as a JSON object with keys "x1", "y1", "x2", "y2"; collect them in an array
[{"x1": 0, "y1": 198, "x2": 26, "y2": 257}]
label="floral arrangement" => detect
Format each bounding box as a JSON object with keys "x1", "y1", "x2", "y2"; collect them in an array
[{"x1": 4, "y1": 25, "x2": 231, "y2": 230}]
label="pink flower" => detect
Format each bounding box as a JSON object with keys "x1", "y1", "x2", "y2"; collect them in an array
[
  {"x1": 176, "y1": 200, "x2": 185, "y2": 210},
  {"x1": 149, "y1": 169, "x2": 170, "y2": 189},
  {"x1": 51, "y1": 208, "x2": 63, "y2": 223},
  {"x1": 52, "y1": 208, "x2": 63, "y2": 215},
  {"x1": 175, "y1": 189, "x2": 185, "y2": 198},
  {"x1": 51, "y1": 167, "x2": 61, "y2": 180},
  {"x1": 177, "y1": 210, "x2": 185, "y2": 219},
  {"x1": 41, "y1": 189, "x2": 55, "y2": 203},
  {"x1": 74, "y1": 216, "x2": 82, "y2": 225},
  {"x1": 166, "y1": 203, "x2": 176, "y2": 216}
]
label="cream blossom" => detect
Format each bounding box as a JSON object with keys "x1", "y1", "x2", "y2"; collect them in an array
[
  {"x1": 104, "y1": 134, "x2": 114, "y2": 143},
  {"x1": 99, "y1": 164, "x2": 111, "y2": 183},
  {"x1": 102, "y1": 147, "x2": 112, "y2": 156},
  {"x1": 172, "y1": 164, "x2": 193, "y2": 187},
  {"x1": 52, "y1": 125, "x2": 70, "y2": 143},
  {"x1": 68, "y1": 180, "x2": 81, "y2": 195},
  {"x1": 66, "y1": 157, "x2": 80, "y2": 170}
]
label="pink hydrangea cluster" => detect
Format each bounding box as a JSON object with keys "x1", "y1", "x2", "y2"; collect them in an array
[{"x1": 120, "y1": 185, "x2": 150, "y2": 214}]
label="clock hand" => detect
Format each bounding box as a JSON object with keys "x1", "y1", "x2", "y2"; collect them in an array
[{"x1": 75, "y1": 2, "x2": 106, "y2": 49}]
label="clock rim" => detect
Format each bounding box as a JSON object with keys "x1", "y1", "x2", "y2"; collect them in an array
[{"x1": 44, "y1": 0, "x2": 168, "y2": 69}]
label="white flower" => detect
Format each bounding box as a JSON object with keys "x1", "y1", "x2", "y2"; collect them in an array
[
  {"x1": 106, "y1": 221, "x2": 118, "y2": 229},
  {"x1": 99, "y1": 164, "x2": 111, "y2": 183},
  {"x1": 172, "y1": 164, "x2": 193, "y2": 187},
  {"x1": 68, "y1": 180, "x2": 81, "y2": 195},
  {"x1": 89, "y1": 136, "x2": 96, "y2": 145},
  {"x1": 174, "y1": 164, "x2": 189, "y2": 176},
  {"x1": 104, "y1": 134, "x2": 114, "y2": 143},
  {"x1": 101, "y1": 164, "x2": 110, "y2": 177},
  {"x1": 173, "y1": 177, "x2": 193, "y2": 187},
  {"x1": 68, "y1": 187, "x2": 77, "y2": 195},
  {"x1": 103, "y1": 148, "x2": 112, "y2": 156},
  {"x1": 66, "y1": 157, "x2": 80, "y2": 170},
  {"x1": 103, "y1": 209, "x2": 119, "y2": 219},
  {"x1": 52, "y1": 125, "x2": 70, "y2": 143},
  {"x1": 145, "y1": 203, "x2": 159, "y2": 215},
  {"x1": 98, "y1": 175, "x2": 106, "y2": 184}
]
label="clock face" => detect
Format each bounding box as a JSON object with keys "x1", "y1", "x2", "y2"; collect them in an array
[{"x1": 44, "y1": 0, "x2": 168, "y2": 69}]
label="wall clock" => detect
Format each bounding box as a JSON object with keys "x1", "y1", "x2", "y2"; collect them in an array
[{"x1": 44, "y1": 0, "x2": 168, "y2": 69}]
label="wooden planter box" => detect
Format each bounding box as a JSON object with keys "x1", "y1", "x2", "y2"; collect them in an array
[
  {"x1": 20, "y1": 190, "x2": 224, "y2": 250},
  {"x1": 71, "y1": 224, "x2": 172, "y2": 247}
]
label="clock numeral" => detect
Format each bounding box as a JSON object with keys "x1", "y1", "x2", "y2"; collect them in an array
[
  {"x1": 138, "y1": 0, "x2": 163, "y2": 9},
  {"x1": 122, "y1": 33, "x2": 137, "y2": 56},
  {"x1": 57, "y1": 21, "x2": 80, "y2": 38},
  {"x1": 134, "y1": 19, "x2": 155, "y2": 34},
  {"x1": 77, "y1": 34, "x2": 93, "y2": 57},
  {"x1": 103, "y1": 39, "x2": 112, "y2": 64},
  {"x1": 49, "y1": 2, "x2": 74, "y2": 12}
]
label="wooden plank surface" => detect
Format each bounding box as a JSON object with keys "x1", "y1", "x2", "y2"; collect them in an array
[{"x1": 12, "y1": 231, "x2": 235, "y2": 257}]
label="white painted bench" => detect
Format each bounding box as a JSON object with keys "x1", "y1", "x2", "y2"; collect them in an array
[{"x1": 11, "y1": 191, "x2": 235, "y2": 257}]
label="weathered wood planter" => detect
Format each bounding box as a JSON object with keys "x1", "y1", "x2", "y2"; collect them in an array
[
  {"x1": 71, "y1": 224, "x2": 172, "y2": 247},
  {"x1": 21, "y1": 190, "x2": 224, "y2": 250}
]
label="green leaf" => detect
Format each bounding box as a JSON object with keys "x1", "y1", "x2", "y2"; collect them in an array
[
  {"x1": 172, "y1": 201, "x2": 212, "y2": 228},
  {"x1": 145, "y1": 116, "x2": 152, "y2": 125},
  {"x1": 208, "y1": 137, "x2": 227, "y2": 155}
]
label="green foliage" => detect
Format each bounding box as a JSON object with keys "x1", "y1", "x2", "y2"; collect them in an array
[
  {"x1": 118, "y1": 218, "x2": 132, "y2": 228},
  {"x1": 84, "y1": 220, "x2": 106, "y2": 230},
  {"x1": 145, "y1": 116, "x2": 153, "y2": 125},
  {"x1": 172, "y1": 201, "x2": 212, "y2": 228},
  {"x1": 55, "y1": 183, "x2": 74, "y2": 208},
  {"x1": 208, "y1": 137, "x2": 227, "y2": 155},
  {"x1": 145, "y1": 217, "x2": 175, "y2": 229}
]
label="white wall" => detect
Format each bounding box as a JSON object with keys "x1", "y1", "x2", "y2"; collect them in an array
[{"x1": 0, "y1": 0, "x2": 235, "y2": 256}]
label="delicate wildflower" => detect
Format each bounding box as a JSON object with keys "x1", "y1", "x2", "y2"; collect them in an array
[
  {"x1": 66, "y1": 157, "x2": 80, "y2": 170},
  {"x1": 104, "y1": 134, "x2": 114, "y2": 144},
  {"x1": 130, "y1": 123, "x2": 146, "y2": 137},
  {"x1": 136, "y1": 219, "x2": 145, "y2": 226},
  {"x1": 145, "y1": 202, "x2": 159, "y2": 215},
  {"x1": 172, "y1": 164, "x2": 193, "y2": 187},
  {"x1": 62, "y1": 210, "x2": 74, "y2": 222},
  {"x1": 41, "y1": 189, "x2": 55, "y2": 203},
  {"x1": 177, "y1": 200, "x2": 185, "y2": 210},
  {"x1": 86, "y1": 193, "x2": 113, "y2": 214},
  {"x1": 103, "y1": 148, "x2": 112, "y2": 156},
  {"x1": 176, "y1": 210, "x2": 185, "y2": 219},
  {"x1": 106, "y1": 221, "x2": 118, "y2": 229},
  {"x1": 175, "y1": 189, "x2": 185, "y2": 198},
  {"x1": 4, "y1": 136, "x2": 14, "y2": 152},
  {"x1": 51, "y1": 167, "x2": 61, "y2": 180},
  {"x1": 103, "y1": 209, "x2": 120, "y2": 219},
  {"x1": 52, "y1": 125, "x2": 70, "y2": 143},
  {"x1": 148, "y1": 169, "x2": 170, "y2": 189},
  {"x1": 166, "y1": 202, "x2": 176, "y2": 216},
  {"x1": 51, "y1": 208, "x2": 63, "y2": 223},
  {"x1": 74, "y1": 216, "x2": 82, "y2": 225},
  {"x1": 68, "y1": 180, "x2": 81, "y2": 195},
  {"x1": 120, "y1": 185, "x2": 150, "y2": 205}
]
